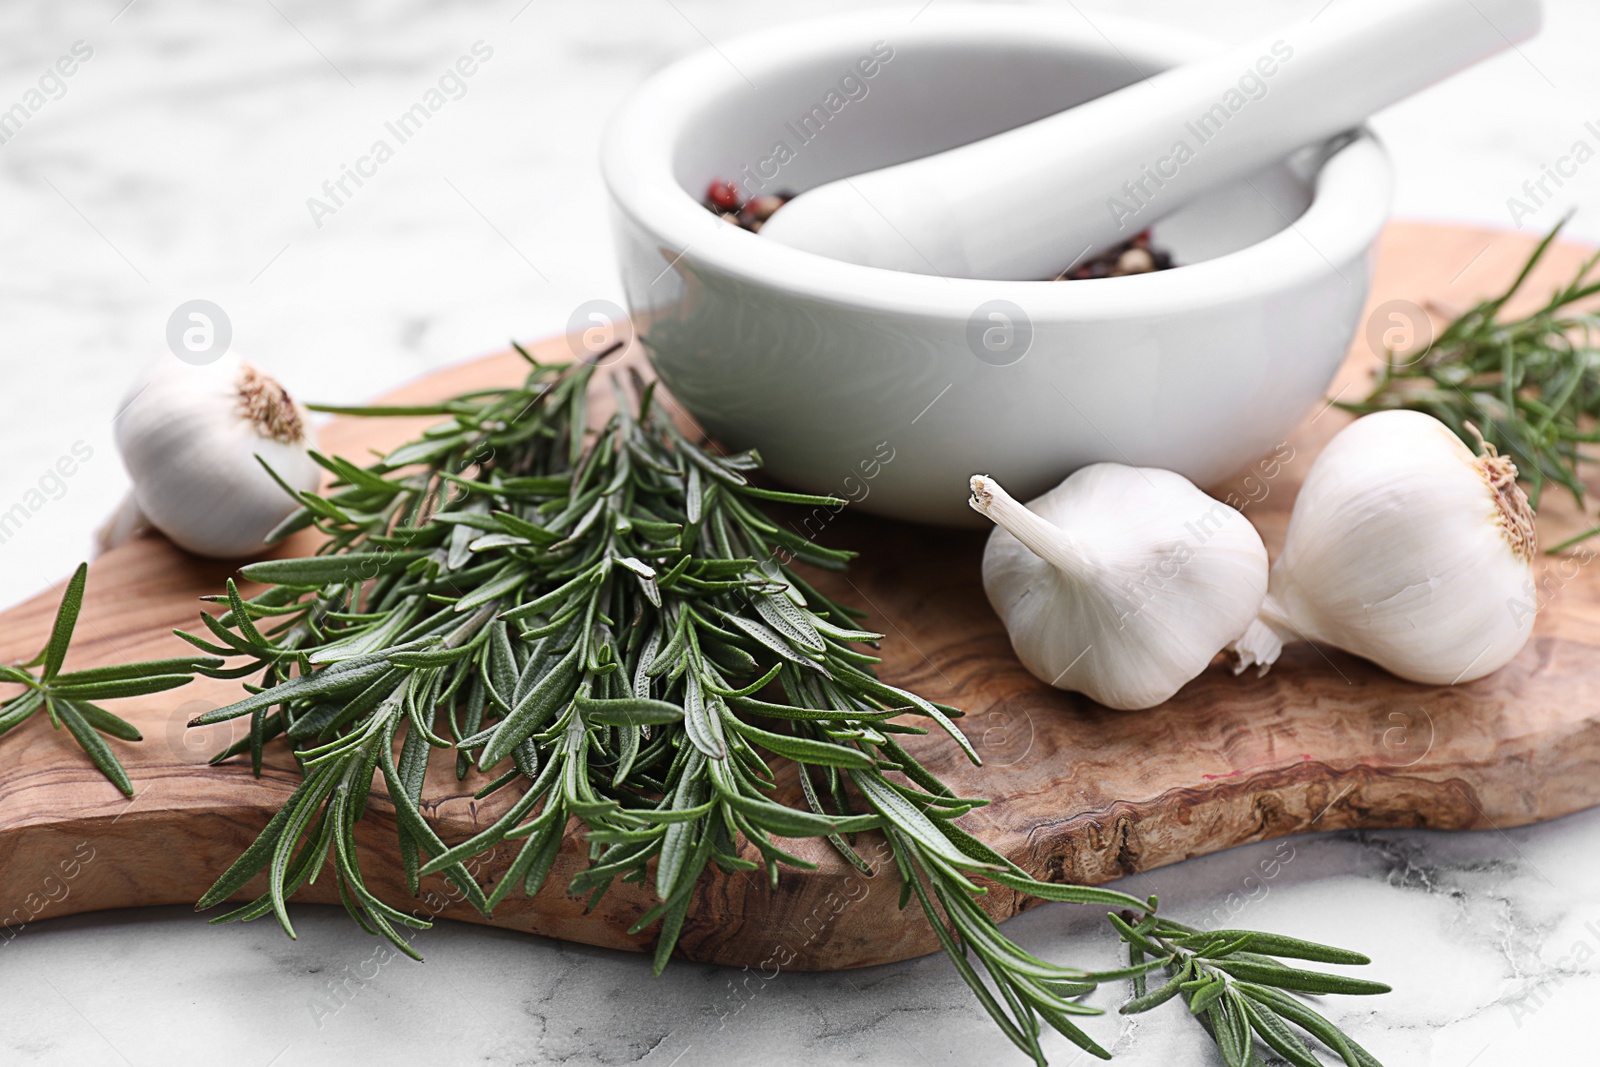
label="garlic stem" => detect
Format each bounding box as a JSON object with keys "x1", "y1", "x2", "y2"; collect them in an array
[{"x1": 968, "y1": 475, "x2": 1093, "y2": 581}]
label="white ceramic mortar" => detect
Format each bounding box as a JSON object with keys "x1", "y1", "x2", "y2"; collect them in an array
[{"x1": 601, "y1": 5, "x2": 1392, "y2": 525}]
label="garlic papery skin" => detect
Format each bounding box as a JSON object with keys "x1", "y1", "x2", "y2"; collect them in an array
[
  {"x1": 970, "y1": 468, "x2": 1269, "y2": 711},
  {"x1": 105, "y1": 352, "x2": 320, "y2": 559},
  {"x1": 1231, "y1": 410, "x2": 1537, "y2": 685}
]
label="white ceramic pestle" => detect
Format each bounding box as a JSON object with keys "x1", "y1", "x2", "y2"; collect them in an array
[{"x1": 759, "y1": 0, "x2": 1541, "y2": 280}]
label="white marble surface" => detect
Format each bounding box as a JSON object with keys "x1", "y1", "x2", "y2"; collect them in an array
[{"x1": 4, "y1": 0, "x2": 1600, "y2": 1063}]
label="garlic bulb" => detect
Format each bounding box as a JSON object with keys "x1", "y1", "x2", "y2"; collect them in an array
[
  {"x1": 970, "y1": 467, "x2": 1269, "y2": 711},
  {"x1": 1231, "y1": 410, "x2": 1536, "y2": 685},
  {"x1": 102, "y1": 352, "x2": 320, "y2": 559}
]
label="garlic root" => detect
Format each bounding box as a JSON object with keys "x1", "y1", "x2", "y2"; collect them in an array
[{"x1": 1228, "y1": 612, "x2": 1287, "y2": 676}]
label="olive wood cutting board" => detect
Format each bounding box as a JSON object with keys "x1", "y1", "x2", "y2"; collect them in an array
[{"x1": 3, "y1": 221, "x2": 1599, "y2": 971}]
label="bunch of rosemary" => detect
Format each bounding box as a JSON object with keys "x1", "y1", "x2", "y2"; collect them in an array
[
  {"x1": 172, "y1": 349, "x2": 1159, "y2": 1062},
  {"x1": 6, "y1": 347, "x2": 1390, "y2": 1064},
  {"x1": 1344, "y1": 217, "x2": 1600, "y2": 549}
]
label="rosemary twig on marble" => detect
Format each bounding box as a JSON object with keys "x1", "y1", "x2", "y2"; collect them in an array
[
  {"x1": 0, "y1": 563, "x2": 211, "y2": 795},
  {"x1": 1113, "y1": 906, "x2": 1389, "y2": 1067},
  {"x1": 1342, "y1": 216, "x2": 1600, "y2": 549}
]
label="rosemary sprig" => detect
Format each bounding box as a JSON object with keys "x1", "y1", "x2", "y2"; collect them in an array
[
  {"x1": 0, "y1": 562, "x2": 212, "y2": 795},
  {"x1": 1113, "y1": 906, "x2": 1389, "y2": 1067},
  {"x1": 181, "y1": 350, "x2": 1151, "y2": 1063},
  {"x1": 1343, "y1": 216, "x2": 1600, "y2": 547}
]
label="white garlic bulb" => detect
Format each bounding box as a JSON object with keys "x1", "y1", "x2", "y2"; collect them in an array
[
  {"x1": 102, "y1": 352, "x2": 320, "y2": 559},
  {"x1": 1231, "y1": 410, "x2": 1537, "y2": 685},
  {"x1": 970, "y1": 467, "x2": 1269, "y2": 711}
]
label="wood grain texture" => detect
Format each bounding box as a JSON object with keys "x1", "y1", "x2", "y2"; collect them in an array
[{"x1": 3, "y1": 222, "x2": 1598, "y2": 971}]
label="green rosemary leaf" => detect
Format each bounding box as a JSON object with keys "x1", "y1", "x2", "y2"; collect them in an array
[
  {"x1": 703, "y1": 759, "x2": 850, "y2": 838},
  {"x1": 497, "y1": 567, "x2": 599, "y2": 621},
  {"x1": 1109, "y1": 911, "x2": 1172, "y2": 956},
  {"x1": 39, "y1": 562, "x2": 89, "y2": 679},
  {"x1": 240, "y1": 552, "x2": 425, "y2": 586},
  {"x1": 58, "y1": 700, "x2": 142, "y2": 742},
  {"x1": 190, "y1": 660, "x2": 391, "y2": 725},
  {"x1": 1197, "y1": 930, "x2": 1373, "y2": 966},
  {"x1": 223, "y1": 579, "x2": 271, "y2": 648},
  {"x1": 1121, "y1": 969, "x2": 1187, "y2": 1014},
  {"x1": 490, "y1": 510, "x2": 561, "y2": 546},
  {"x1": 611, "y1": 801, "x2": 717, "y2": 826},
  {"x1": 834, "y1": 662, "x2": 979, "y2": 763},
  {"x1": 53, "y1": 698, "x2": 133, "y2": 796},
  {"x1": 752, "y1": 591, "x2": 825, "y2": 653},
  {"x1": 1033, "y1": 1002, "x2": 1111, "y2": 1063},
  {"x1": 283, "y1": 701, "x2": 345, "y2": 741},
  {"x1": 485, "y1": 621, "x2": 517, "y2": 709},
  {"x1": 0, "y1": 664, "x2": 37, "y2": 686},
  {"x1": 308, "y1": 450, "x2": 403, "y2": 493},
  {"x1": 1211, "y1": 992, "x2": 1252, "y2": 1067},
  {"x1": 432, "y1": 510, "x2": 502, "y2": 533},
  {"x1": 481, "y1": 643, "x2": 583, "y2": 765},
  {"x1": 453, "y1": 566, "x2": 526, "y2": 614},
  {"x1": 903, "y1": 859, "x2": 1038, "y2": 1056},
  {"x1": 306, "y1": 402, "x2": 460, "y2": 417},
  {"x1": 1209, "y1": 958, "x2": 1391, "y2": 996},
  {"x1": 681, "y1": 672, "x2": 727, "y2": 760},
  {"x1": 263, "y1": 504, "x2": 317, "y2": 545},
  {"x1": 852, "y1": 770, "x2": 998, "y2": 872},
  {"x1": 1238, "y1": 995, "x2": 1323, "y2": 1067},
  {"x1": 1193, "y1": 933, "x2": 1255, "y2": 959},
  {"x1": 172, "y1": 627, "x2": 239, "y2": 658},
  {"x1": 809, "y1": 615, "x2": 883, "y2": 643},
  {"x1": 389, "y1": 642, "x2": 481, "y2": 668},
  {"x1": 0, "y1": 691, "x2": 45, "y2": 736},
  {"x1": 1188, "y1": 976, "x2": 1228, "y2": 1015},
  {"x1": 726, "y1": 717, "x2": 875, "y2": 769},
  {"x1": 1082, "y1": 956, "x2": 1174, "y2": 984},
  {"x1": 1234, "y1": 983, "x2": 1384, "y2": 1067},
  {"x1": 196, "y1": 610, "x2": 274, "y2": 657},
  {"x1": 983, "y1": 869, "x2": 1147, "y2": 910},
  {"x1": 703, "y1": 662, "x2": 780, "y2": 699},
  {"x1": 649, "y1": 828, "x2": 712, "y2": 975},
  {"x1": 47, "y1": 673, "x2": 193, "y2": 701},
  {"x1": 51, "y1": 656, "x2": 222, "y2": 685},
  {"x1": 486, "y1": 809, "x2": 564, "y2": 911},
  {"x1": 395, "y1": 727, "x2": 429, "y2": 895},
  {"x1": 574, "y1": 696, "x2": 684, "y2": 726},
  {"x1": 733, "y1": 485, "x2": 848, "y2": 507},
  {"x1": 716, "y1": 610, "x2": 826, "y2": 673},
  {"x1": 468, "y1": 533, "x2": 530, "y2": 552}
]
